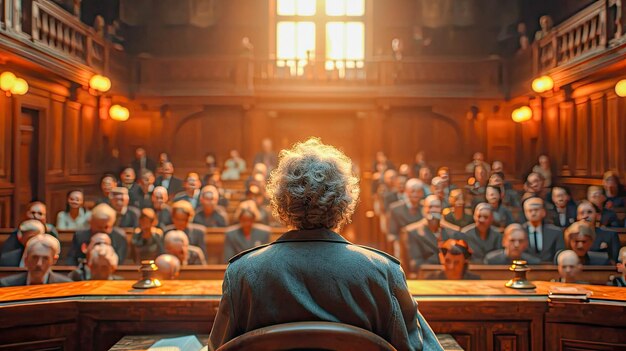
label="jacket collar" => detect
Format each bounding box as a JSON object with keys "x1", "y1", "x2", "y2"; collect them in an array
[{"x1": 275, "y1": 228, "x2": 350, "y2": 245}]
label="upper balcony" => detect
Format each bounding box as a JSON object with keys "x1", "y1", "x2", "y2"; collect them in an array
[{"x1": 0, "y1": 0, "x2": 129, "y2": 89}]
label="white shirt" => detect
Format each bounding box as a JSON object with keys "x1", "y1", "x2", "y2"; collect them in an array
[
  {"x1": 528, "y1": 224, "x2": 543, "y2": 252},
  {"x1": 161, "y1": 178, "x2": 171, "y2": 189},
  {"x1": 56, "y1": 208, "x2": 91, "y2": 230}
]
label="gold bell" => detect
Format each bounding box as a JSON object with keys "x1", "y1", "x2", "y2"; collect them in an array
[
  {"x1": 505, "y1": 260, "x2": 536, "y2": 289},
  {"x1": 132, "y1": 260, "x2": 162, "y2": 289}
]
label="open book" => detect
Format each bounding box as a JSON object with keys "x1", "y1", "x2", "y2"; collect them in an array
[
  {"x1": 548, "y1": 286, "x2": 593, "y2": 302},
  {"x1": 148, "y1": 335, "x2": 208, "y2": 351}
]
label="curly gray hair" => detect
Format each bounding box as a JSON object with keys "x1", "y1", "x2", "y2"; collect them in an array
[{"x1": 267, "y1": 138, "x2": 359, "y2": 230}]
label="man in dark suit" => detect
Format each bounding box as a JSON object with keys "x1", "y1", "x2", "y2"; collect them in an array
[
  {"x1": 163, "y1": 229, "x2": 206, "y2": 265},
  {"x1": 522, "y1": 197, "x2": 564, "y2": 263},
  {"x1": 109, "y1": 187, "x2": 140, "y2": 228},
  {"x1": 135, "y1": 169, "x2": 156, "y2": 209},
  {"x1": 0, "y1": 202, "x2": 59, "y2": 256},
  {"x1": 564, "y1": 221, "x2": 611, "y2": 265},
  {"x1": 193, "y1": 185, "x2": 228, "y2": 228},
  {"x1": 164, "y1": 200, "x2": 208, "y2": 260},
  {"x1": 405, "y1": 195, "x2": 459, "y2": 272},
  {"x1": 576, "y1": 200, "x2": 620, "y2": 263},
  {"x1": 0, "y1": 220, "x2": 46, "y2": 267},
  {"x1": 152, "y1": 186, "x2": 172, "y2": 232},
  {"x1": 588, "y1": 186, "x2": 621, "y2": 227},
  {"x1": 458, "y1": 203, "x2": 502, "y2": 263},
  {"x1": 0, "y1": 234, "x2": 71, "y2": 287},
  {"x1": 484, "y1": 223, "x2": 541, "y2": 265},
  {"x1": 155, "y1": 162, "x2": 184, "y2": 197},
  {"x1": 546, "y1": 187, "x2": 577, "y2": 228},
  {"x1": 66, "y1": 204, "x2": 128, "y2": 265},
  {"x1": 387, "y1": 178, "x2": 425, "y2": 257},
  {"x1": 173, "y1": 172, "x2": 202, "y2": 209},
  {"x1": 119, "y1": 167, "x2": 142, "y2": 206},
  {"x1": 130, "y1": 147, "x2": 157, "y2": 175}
]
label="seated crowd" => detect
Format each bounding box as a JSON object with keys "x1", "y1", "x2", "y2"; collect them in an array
[
  {"x1": 0, "y1": 145, "x2": 625, "y2": 288},
  {"x1": 375, "y1": 151, "x2": 626, "y2": 286}
]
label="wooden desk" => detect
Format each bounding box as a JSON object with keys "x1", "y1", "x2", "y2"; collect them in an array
[{"x1": 0, "y1": 281, "x2": 625, "y2": 351}]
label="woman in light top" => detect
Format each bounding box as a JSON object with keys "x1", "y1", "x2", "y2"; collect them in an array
[{"x1": 56, "y1": 190, "x2": 91, "y2": 230}]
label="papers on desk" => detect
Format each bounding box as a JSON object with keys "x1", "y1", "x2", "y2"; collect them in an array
[
  {"x1": 548, "y1": 286, "x2": 593, "y2": 302},
  {"x1": 148, "y1": 335, "x2": 207, "y2": 351}
]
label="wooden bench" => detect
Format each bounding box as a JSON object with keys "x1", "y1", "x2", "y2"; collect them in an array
[{"x1": 0, "y1": 265, "x2": 228, "y2": 280}]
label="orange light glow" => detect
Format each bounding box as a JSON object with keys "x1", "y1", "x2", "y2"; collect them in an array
[
  {"x1": 0, "y1": 72, "x2": 17, "y2": 92},
  {"x1": 511, "y1": 106, "x2": 532, "y2": 123},
  {"x1": 89, "y1": 74, "x2": 111, "y2": 93},
  {"x1": 10, "y1": 78, "x2": 29, "y2": 95},
  {"x1": 531, "y1": 75, "x2": 554, "y2": 93},
  {"x1": 109, "y1": 104, "x2": 129, "y2": 121},
  {"x1": 615, "y1": 79, "x2": 626, "y2": 97}
]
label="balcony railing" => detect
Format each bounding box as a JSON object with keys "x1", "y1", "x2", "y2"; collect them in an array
[{"x1": 0, "y1": 0, "x2": 128, "y2": 84}]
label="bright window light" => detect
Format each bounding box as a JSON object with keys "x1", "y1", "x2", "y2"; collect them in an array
[
  {"x1": 278, "y1": 0, "x2": 316, "y2": 16},
  {"x1": 326, "y1": 22, "x2": 364, "y2": 60},
  {"x1": 326, "y1": 0, "x2": 364, "y2": 16}
]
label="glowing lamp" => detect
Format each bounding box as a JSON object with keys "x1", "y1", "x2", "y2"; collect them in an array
[
  {"x1": 89, "y1": 74, "x2": 111, "y2": 93},
  {"x1": 531, "y1": 75, "x2": 554, "y2": 93},
  {"x1": 10, "y1": 78, "x2": 29, "y2": 95},
  {"x1": 511, "y1": 106, "x2": 532, "y2": 123},
  {"x1": 109, "y1": 104, "x2": 129, "y2": 121},
  {"x1": 615, "y1": 79, "x2": 626, "y2": 97},
  {"x1": 0, "y1": 72, "x2": 17, "y2": 91}
]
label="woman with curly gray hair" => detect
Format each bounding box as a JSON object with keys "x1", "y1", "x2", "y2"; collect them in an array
[{"x1": 210, "y1": 138, "x2": 442, "y2": 351}]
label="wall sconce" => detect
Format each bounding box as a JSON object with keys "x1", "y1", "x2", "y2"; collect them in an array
[
  {"x1": 511, "y1": 106, "x2": 532, "y2": 123},
  {"x1": 109, "y1": 104, "x2": 129, "y2": 121},
  {"x1": 89, "y1": 74, "x2": 111, "y2": 94},
  {"x1": 0, "y1": 71, "x2": 29, "y2": 96},
  {"x1": 465, "y1": 105, "x2": 484, "y2": 120},
  {"x1": 615, "y1": 79, "x2": 626, "y2": 97},
  {"x1": 531, "y1": 75, "x2": 554, "y2": 93}
]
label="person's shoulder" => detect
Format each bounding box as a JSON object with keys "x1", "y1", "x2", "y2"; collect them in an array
[
  {"x1": 110, "y1": 227, "x2": 126, "y2": 237},
  {"x1": 228, "y1": 243, "x2": 272, "y2": 264},
  {"x1": 49, "y1": 271, "x2": 73, "y2": 283},
  {"x1": 388, "y1": 200, "x2": 405, "y2": 212},
  {"x1": 353, "y1": 245, "x2": 401, "y2": 265},
  {"x1": 188, "y1": 223, "x2": 206, "y2": 233},
  {"x1": 543, "y1": 223, "x2": 562, "y2": 233},
  {"x1": 0, "y1": 272, "x2": 27, "y2": 287},
  {"x1": 461, "y1": 223, "x2": 476, "y2": 234},
  {"x1": 484, "y1": 249, "x2": 505, "y2": 264},
  {"x1": 404, "y1": 218, "x2": 427, "y2": 234}
]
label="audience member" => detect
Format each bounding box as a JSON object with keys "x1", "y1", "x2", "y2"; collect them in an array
[
  {"x1": 465, "y1": 152, "x2": 490, "y2": 174},
  {"x1": 56, "y1": 190, "x2": 91, "y2": 230},
  {"x1": 406, "y1": 195, "x2": 459, "y2": 272},
  {"x1": 130, "y1": 147, "x2": 157, "y2": 175},
  {"x1": 418, "y1": 167, "x2": 433, "y2": 196},
  {"x1": 253, "y1": 138, "x2": 278, "y2": 171},
  {"x1": 164, "y1": 201, "x2": 208, "y2": 259},
  {"x1": 576, "y1": 201, "x2": 620, "y2": 263},
  {"x1": 426, "y1": 239, "x2": 479, "y2": 280},
  {"x1": 155, "y1": 254, "x2": 181, "y2": 280},
  {"x1": 0, "y1": 220, "x2": 45, "y2": 267},
  {"x1": 485, "y1": 185, "x2": 514, "y2": 232},
  {"x1": 532, "y1": 155, "x2": 552, "y2": 188},
  {"x1": 247, "y1": 185, "x2": 272, "y2": 226},
  {"x1": 563, "y1": 221, "x2": 611, "y2": 265},
  {"x1": 132, "y1": 208, "x2": 164, "y2": 263},
  {"x1": 611, "y1": 247, "x2": 626, "y2": 287},
  {"x1": 223, "y1": 200, "x2": 271, "y2": 263},
  {"x1": 553, "y1": 249, "x2": 584, "y2": 283},
  {"x1": 380, "y1": 169, "x2": 400, "y2": 212},
  {"x1": 155, "y1": 161, "x2": 184, "y2": 196},
  {"x1": 87, "y1": 244, "x2": 122, "y2": 280},
  {"x1": 587, "y1": 186, "x2": 620, "y2": 227},
  {"x1": 443, "y1": 189, "x2": 473, "y2": 230},
  {"x1": 431, "y1": 176, "x2": 450, "y2": 208},
  {"x1": 411, "y1": 151, "x2": 428, "y2": 178},
  {"x1": 193, "y1": 185, "x2": 228, "y2": 228},
  {"x1": 487, "y1": 172, "x2": 520, "y2": 210},
  {"x1": 151, "y1": 186, "x2": 172, "y2": 232},
  {"x1": 459, "y1": 203, "x2": 502, "y2": 263},
  {"x1": 525, "y1": 172, "x2": 548, "y2": 201},
  {"x1": 0, "y1": 234, "x2": 70, "y2": 287},
  {"x1": 66, "y1": 204, "x2": 127, "y2": 265},
  {"x1": 602, "y1": 171, "x2": 625, "y2": 209},
  {"x1": 68, "y1": 233, "x2": 111, "y2": 281},
  {"x1": 119, "y1": 167, "x2": 142, "y2": 204},
  {"x1": 95, "y1": 174, "x2": 117, "y2": 205},
  {"x1": 484, "y1": 223, "x2": 541, "y2": 264},
  {"x1": 221, "y1": 150, "x2": 246, "y2": 180},
  {"x1": 1, "y1": 202, "x2": 59, "y2": 257},
  {"x1": 203, "y1": 152, "x2": 219, "y2": 183},
  {"x1": 109, "y1": 187, "x2": 140, "y2": 228},
  {"x1": 387, "y1": 179, "x2": 425, "y2": 255},
  {"x1": 135, "y1": 170, "x2": 156, "y2": 208},
  {"x1": 163, "y1": 230, "x2": 206, "y2": 265},
  {"x1": 173, "y1": 172, "x2": 202, "y2": 209},
  {"x1": 522, "y1": 197, "x2": 564, "y2": 262},
  {"x1": 546, "y1": 187, "x2": 577, "y2": 228}
]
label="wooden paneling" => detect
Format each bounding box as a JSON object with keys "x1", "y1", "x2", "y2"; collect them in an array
[
  {"x1": 0, "y1": 94, "x2": 11, "y2": 181},
  {"x1": 589, "y1": 93, "x2": 606, "y2": 176},
  {"x1": 48, "y1": 99, "x2": 64, "y2": 175},
  {"x1": 574, "y1": 98, "x2": 590, "y2": 176}
]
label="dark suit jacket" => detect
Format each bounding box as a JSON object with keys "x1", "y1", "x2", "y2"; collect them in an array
[
  {"x1": 483, "y1": 250, "x2": 541, "y2": 265},
  {"x1": 546, "y1": 204, "x2": 577, "y2": 228},
  {"x1": 0, "y1": 271, "x2": 72, "y2": 287},
  {"x1": 208, "y1": 228, "x2": 442, "y2": 351},
  {"x1": 591, "y1": 227, "x2": 620, "y2": 263},
  {"x1": 155, "y1": 176, "x2": 184, "y2": 197},
  {"x1": 459, "y1": 224, "x2": 502, "y2": 263},
  {"x1": 0, "y1": 249, "x2": 23, "y2": 267},
  {"x1": 522, "y1": 222, "x2": 564, "y2": 263},
  {"x1": 382, "y1": 191, "x2": 400, "y2": 212},
  {"x1": 193, "y1": 208, "x2": 228, "y2": 228},
  {"x1": 66, "y1": 228, "x2": 128, "y2": 265},
  {"x1": 0, "y1": 224, "x2": 59, "y2": 255},
  {"x1": 223, "y1": 224, "x2": 271, "y2": 263},
  {"x1": 131, "y1": 157, "x2": 157, "y2": 175},
  {"x1": 164, "y1": 224, "x2": 207, "y2": 259},
  {"x1": 424, "y1": 270, "x2": 481, "y2": 280},
  {"x1": 582, "y1": 251, "x2": 612, "y2": 266},
  {"x1": 116, "y1": 207, "x2": 140, "y2": 228},
  {"x1": 405, "y1": 219, "x2": 458, "y2": 271},
  {"x1": 155, "y1": 206, "x2": 173, "y2": 232},
  {"x1": 387, "y1": 201, "x2": 423, "y2": 238},
  {"x1": 600, "y1": 209, "x2": 621, "y2": 227}
]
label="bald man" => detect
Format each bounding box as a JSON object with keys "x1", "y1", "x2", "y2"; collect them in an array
[
  {"x1": 612, "y1": 247, "x2": 626, "y2": 287},
  {"x1": 155, "y1": 254, "x2": 181, "y2": 280},
  {"x1": 458, "y1": 203, "x2": 502, "y2": 263},
  {"x1": 554, "y1": 250, "x2": 584, "y2": 283},
  {"x1": 484, "y1": 223, "x2": 541, "y2": 265},
  {"x1": 163, "y1": 230, "x2": 206, "y2": 265},
  {"x1": 151, "y1": 186, "x2": 172, "y2": 231},
  {"x1": 1, "y1": 202, "x2": 59, "y2": 257},
  {"x1": 68, "y1": 233, "x2": 113, "y2": 281},
  {"x1": 0, "y1": 220, "x2": 45, "y2": 267},
  {"x1": 66, "y1": 204, "x2": 127, "y2": 265},
  {"x1": 564, "y1": 221, "x2": 611, "y2": 266},
  {"x1": 0, "y1": 234, "x2": 71, "y2": 286},
  {"x1": 522, "y1": 197, "x2": 564, "y2": 262},
  {"x1": 88, "y1": 245, "x2": 122, "y2": 280},
  {"x1": 388, "y1": 178, "x2": 425, "y2": 239},
  {"x1": 405, "y1": 195, "x2": 459, "y2": 272}
]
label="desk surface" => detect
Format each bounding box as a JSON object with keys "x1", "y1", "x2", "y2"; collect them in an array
[{"x1": 1, "y1": 280, "x2": 625, "y2": 305}]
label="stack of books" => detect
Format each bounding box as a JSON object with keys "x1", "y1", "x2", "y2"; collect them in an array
[{"x1": 548, "y1": 286, "x2": 593, "y2": 302}]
